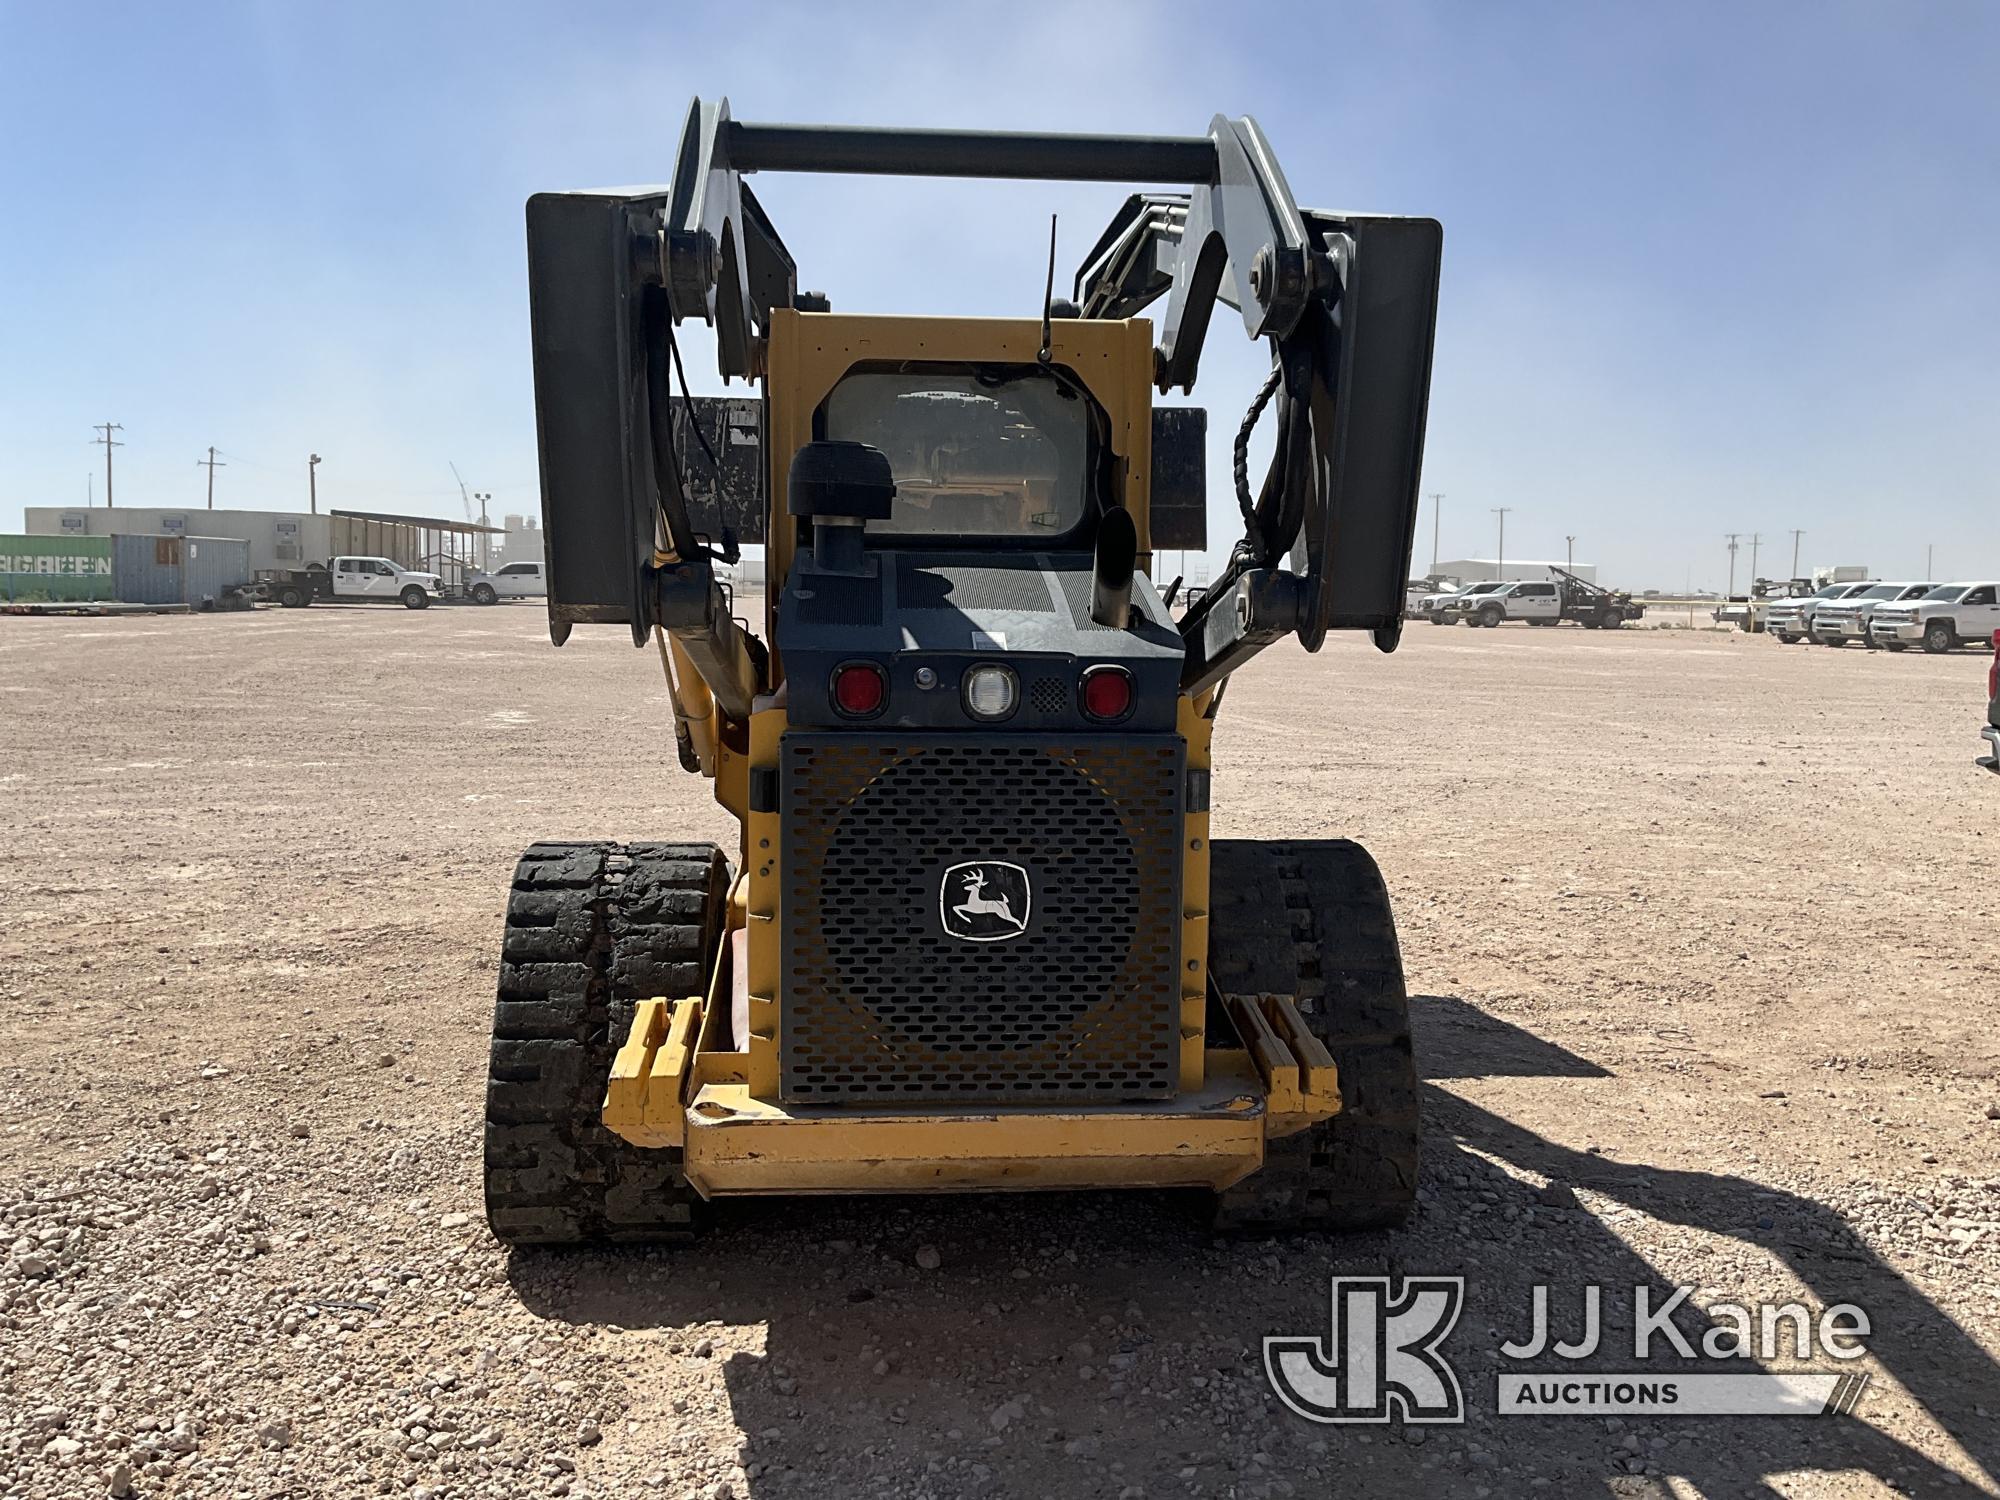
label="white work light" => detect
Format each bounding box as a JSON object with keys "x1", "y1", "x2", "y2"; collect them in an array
[{"x1": 962, "y1": 663, "x2": 1018, "y2": 720}]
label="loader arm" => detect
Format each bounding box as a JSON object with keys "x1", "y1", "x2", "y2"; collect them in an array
[{"x1": 527, "y1": 95, "x2": 1440, "y2": 700}]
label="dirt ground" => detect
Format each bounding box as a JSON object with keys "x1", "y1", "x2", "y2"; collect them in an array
[{"x1": 2, "y1": 604, "x2": 1995, "y2": 1500}]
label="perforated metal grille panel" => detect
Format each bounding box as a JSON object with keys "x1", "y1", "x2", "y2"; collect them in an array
[{"x1": 781, "y1": 735, "x2": 1183, "y2": 1102}]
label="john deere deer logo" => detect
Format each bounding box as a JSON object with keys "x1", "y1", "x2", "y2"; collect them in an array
[{"x1": 940, "y1": 861, "x2": 1031, "y2": 942}]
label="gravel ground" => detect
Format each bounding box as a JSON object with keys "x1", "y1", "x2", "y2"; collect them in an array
[{"x1": 1, "y1": 606, "x2": 1995, "y2": 1500}]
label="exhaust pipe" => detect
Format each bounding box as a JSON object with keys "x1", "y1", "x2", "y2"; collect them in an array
[{"x1": 1091, "y1": 505, "x2": 1138, "y2": 629}]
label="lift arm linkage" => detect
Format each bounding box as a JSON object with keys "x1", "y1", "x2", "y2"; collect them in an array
[{"x1": 530, "y1": 96, "x2": 1441, "y2": 695}]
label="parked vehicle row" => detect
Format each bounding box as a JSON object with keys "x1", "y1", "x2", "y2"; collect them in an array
[
  {"x1": 1770, "y1": 579, "x2": 2000, "y2": 653},
  {"x1": 250, "y1": 557, "x2": 546, "y2": 610}
]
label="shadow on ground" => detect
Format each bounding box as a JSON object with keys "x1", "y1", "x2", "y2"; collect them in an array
[{"x1": 507, "y1": 1000, "x2": 1996, "y2": 1498}]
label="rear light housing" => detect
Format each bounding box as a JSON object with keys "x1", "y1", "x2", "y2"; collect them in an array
[
  {"x1": 830, "y1": 661, "x2": 886, "y2": 718},
  {"x1": 1989, "y1": 631, "x2": 1999, "y2": 699},
  {"x1": 1080, "y1": 665, "x2": 1134, "y2": 723},
  {"x1": 962, "y1": 662, "x2": 1019, "y2": 721}
]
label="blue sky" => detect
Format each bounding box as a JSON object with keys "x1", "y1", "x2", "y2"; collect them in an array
[{"x1": 2, "y1": 3, "x2": 1994, "y2": 589}]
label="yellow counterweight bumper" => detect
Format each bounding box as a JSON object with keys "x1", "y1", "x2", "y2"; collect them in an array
[{"x1": 602, "y1": 992, "x2": 1339, "y2": 1198}]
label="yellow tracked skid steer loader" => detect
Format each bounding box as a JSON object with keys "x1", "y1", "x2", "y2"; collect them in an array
[{"x1": 484, "y1": 100, "x2": 1442, "y2": 1242}]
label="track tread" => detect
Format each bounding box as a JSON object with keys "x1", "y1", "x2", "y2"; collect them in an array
[
  {"x1": 482, "y1": 841, "x2": 729, "y2": 1246},
  {"x1": 1208, "y1": 838, "x2": 1419, "y2": 1233}
]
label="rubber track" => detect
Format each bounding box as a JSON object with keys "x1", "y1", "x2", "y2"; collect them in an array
[
  {"x1": 483, "y1": 841, "x2": 729, "y2": 1245},
  {"x1": 1207, "y1": 839, "x2": 1420, "y2": 1232}
]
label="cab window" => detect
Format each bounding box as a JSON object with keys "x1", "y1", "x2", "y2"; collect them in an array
[{"x1": 821, "y1": 364, "x2": 1098, "y2": 540}]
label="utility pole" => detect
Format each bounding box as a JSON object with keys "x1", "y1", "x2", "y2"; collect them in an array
[
  {"x1": 1747, "y1": 533, "x2": 1762, "y2": 588},
  {"x1": 1925, "y1": 543, "x2": 1933, "y2": 582},
  {"x1": 92, "y1": 422, "x2": 123, "y2": 508},
  {"x1": 197, "y1": 446, "x2": 226, "y2": 509},
  {"x1": 1724, "y1": 533, "x2": 1741, "y2": 597},
  {"x1": 87, "y1": 473, "x2": 93, "y2": 508},
  {"x1": 474, "y1": 491, "x2": 493, "y2": 570},
  {"x1": 1491, "y1": 507, "x2": 1512, "y2": 580},
  {"x1": 308, "y1": 453, "x2": 321, "y2": 515},
  {"x1": 1427, "y1": 492, "x2": 1444, "y2": 574},
  {"x1": 1565, "y1": 534, "x2": 1576, "y2": 571},
  {"x1": 1789, "y1": 529, "x2": 1804, "y2": 581}
]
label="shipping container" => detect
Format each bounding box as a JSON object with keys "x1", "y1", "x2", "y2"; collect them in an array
[
  {"x1": 110, "y1": 534, "x2": 252, "y2": 607},
  {"x1": 0, "y1": 534, "x2": 115, "y2": 602}
]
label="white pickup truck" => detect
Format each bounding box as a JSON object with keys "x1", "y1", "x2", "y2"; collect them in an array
[
  {"x1": 255, "y1": 555, "x2": 442, "y2": 609},
  {"x1": 1867, "y1": 582, "x2": 2000, "y2": 654},
  {"x1": 326, "y1": 556, "x2": 443, "y2": 609},
  {"x1": 1417, "y1": 579, "x2": 1506, "y2": 624},
  {"x1": 1450, "y1": 579, "x2": 1562, "y2": 627},
  {"x1": 1765, "y1": 580, "x2": 1872, "y2": 644},
  {"x1": 1809, "y1": 581, "x2": 1930, "y2": 647},
  {"x1": 467, "y1": 560, "x2": 547, "y2": 605}
]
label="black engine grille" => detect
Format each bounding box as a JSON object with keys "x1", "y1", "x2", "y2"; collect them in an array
[{"x1": 781, "y1": 735, "x2": 1184, "y2": 1102}]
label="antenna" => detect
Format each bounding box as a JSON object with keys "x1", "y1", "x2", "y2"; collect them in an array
[{"x1": 1037, "y1": 215, "x2": 1057, "y2": 365}]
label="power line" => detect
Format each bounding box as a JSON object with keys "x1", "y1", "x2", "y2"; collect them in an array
[
  {"x1": 92, "y1": 422, "x2": 124, "y2": 507},
  {"x1": 197, "y1": 446, "x2": 227, "y2": 510},
  {"x1": 217, "y1": 449, "x2": 531, "y2": 499}
]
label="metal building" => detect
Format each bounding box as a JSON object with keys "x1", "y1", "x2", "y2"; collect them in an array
[{"x1": 25, "y1": 506, "x2": 503, "y2": 588}]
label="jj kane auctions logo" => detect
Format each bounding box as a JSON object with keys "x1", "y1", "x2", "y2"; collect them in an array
[{"x1": 1267, "y1": 1278, "x2": 1872, "y2": 1423}]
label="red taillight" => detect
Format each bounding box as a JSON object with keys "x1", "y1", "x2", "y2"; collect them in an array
[
  {"x1": 831, "y1": 662, "x2": 885, "y2": 717},
  {"x1": 1081, "y1": 666, "x2": 1134, "y2": 721}
]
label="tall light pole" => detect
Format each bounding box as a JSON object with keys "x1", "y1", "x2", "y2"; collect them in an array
[
  {"x1": 1491, "y1": 507, "x2": 1513, "y2": 581},
  {"x1": 1790, "y1": 529, "x2": 1804, "y2": 581},
  {"x1": 1564, "y1": 534, "x2": 1576, "y2": 571},
  {"x1": 474, "y1": 491, "x2": 493, "y2": 569},
  {"x1": 1925, "y1": 543, "x2": 1933, "y2": 582},
  {"x1": 1427, "y1": 491, "x2": 1444, "y2": 574},
  {"x1": 308, "y1": 453, "x2": 321, "y2": 516},
  {"x1": 1724, "y1": 533, "x2": 1741, "y2": 597}
]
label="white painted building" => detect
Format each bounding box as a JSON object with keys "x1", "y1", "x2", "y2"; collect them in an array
[
  {"x1": 27, "y1": 506, "x2": 330, "y2": 572},
  {"x1": 1431, "y1": 557, "x2": 1597, "y2": 586}
]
